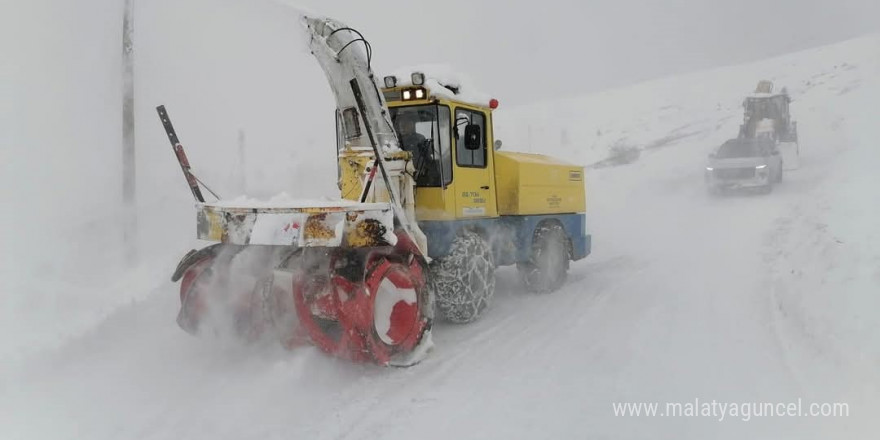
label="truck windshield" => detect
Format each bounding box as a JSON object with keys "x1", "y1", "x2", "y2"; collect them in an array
[
  {"x1": 717, "y1": 140, "x2": 764, "y2": 158},
  {"x1": 390, "y1": 105, "x2": 452, "y2": 187}
]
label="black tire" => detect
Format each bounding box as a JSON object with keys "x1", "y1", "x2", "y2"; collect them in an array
[
  {"x1": 517, "y1": 223, "x2": 569, "y2": 293},
  {"x1": 431, "y1": 231, "x2": 495, "y2": 323}
]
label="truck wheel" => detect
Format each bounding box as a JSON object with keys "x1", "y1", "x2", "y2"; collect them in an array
[
  {"x1": 517, "y1": 223, "x2": 569, "y2": 293},
  {"x1": 431, "y1": 231, "x2": 495, "y2": 323}
]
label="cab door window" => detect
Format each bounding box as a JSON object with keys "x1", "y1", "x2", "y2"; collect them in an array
[
  {"x1": 455, "y1": 109, "x2": 486, "y2": 168},
  {"x1": 390, "y1": 105, "x2": 452, "y2": 187}
]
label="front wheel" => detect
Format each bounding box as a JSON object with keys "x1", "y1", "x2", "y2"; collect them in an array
[
  {"x1": 517, "y1": 223, "x2": 569, "y2": 293},
  {"x1": 431, "y1": 231, "x2": 496, "y2": 323}
]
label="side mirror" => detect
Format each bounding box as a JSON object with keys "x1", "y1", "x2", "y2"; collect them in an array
[
  {"x1": 464, "y1": 124, "x2": 482, "y2": 150},
  {"x1": 493, "y1": 139, "x2": 502, "y2": 150},
  {"x1": 708, "y1": 152, "x2": 716, "y2": 159},
  {"x1": 771, "y1": 150, "x2": 780, "y2": 156}
]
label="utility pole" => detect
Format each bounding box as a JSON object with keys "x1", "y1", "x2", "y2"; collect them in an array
[
  {"x1": 122, "y1": 0, "x2": 137, "y2": 264},
  {"x1": 237, "y1": 129, "x2": 247, "y2": 194}
]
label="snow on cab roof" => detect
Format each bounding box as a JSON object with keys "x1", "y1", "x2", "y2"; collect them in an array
[{"x1": 387, "y1": 64, "x2": 496, "y2": 109}]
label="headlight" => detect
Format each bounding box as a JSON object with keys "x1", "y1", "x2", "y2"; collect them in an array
[
  {"x1": 384, "y1": 75, "x2": 397, "y2": 88},
  {"x1": 705, "y1": 167, "x2": 714, "y2": 171},
  {"x1": 401, "y1": 87, "x2": 426, "y2": 101},
  {"x1": 411, "y1": 72, "x2": 425, "y2": 86},
  {"x1": 755, "y1": 164, "x2": 767, "y2": 169}
]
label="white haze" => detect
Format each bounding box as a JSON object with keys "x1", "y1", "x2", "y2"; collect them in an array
[
  {"x1": 2, "y1": 0, "x2": 879, "y2": 438},
  {"x1": 289, "y1": 0, "x2": 880, "y2": 104}
]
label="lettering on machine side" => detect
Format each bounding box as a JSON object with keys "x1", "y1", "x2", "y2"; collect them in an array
[{"x1": 462, "y1": 206, "x2": 486, "y2": 217}]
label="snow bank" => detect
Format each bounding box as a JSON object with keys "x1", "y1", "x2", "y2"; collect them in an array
[
  {"x1": 767, "y1": 76, "x2": 880, "y2": 412},
  {"x1": 495, "y1": 34, "x2": 880, "y2": 168},
  {"x1": 496, "y1": 32, "x2": 880, "y2": 427},
  {"x1": 1, "y1": 0, "x2": 339, "y2": 361}
]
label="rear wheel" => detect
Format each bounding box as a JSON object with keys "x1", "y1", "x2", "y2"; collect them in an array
[
  {"x1": 432, "y1": 231, "x2": 495, "y2": 323},
  {"x1": 517, "y1": 223, "x2": 569, "y2": 293}
]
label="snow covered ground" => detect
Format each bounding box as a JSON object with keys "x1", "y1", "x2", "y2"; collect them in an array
[{"x1": 3, "y1": 0, "x2": 879, "y2": 438}]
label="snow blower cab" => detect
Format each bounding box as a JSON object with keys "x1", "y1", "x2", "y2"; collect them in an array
[
  {"x1": 337, "y1": 67, "x2": 505, "y2": 222},
  {"x1": 739, "y1": 80, "x2": 800, "y2": 169},
  {"x1": 337, "y1": 67, "x2": 591, "y2": 323}
]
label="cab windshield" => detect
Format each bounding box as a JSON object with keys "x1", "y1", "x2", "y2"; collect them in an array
[
  {"x1": 389, "y1": 105, "x2": 452, "y2": 187},
  {"x1": 717, "y1": 139, "x2": 773, "y2": 158},
  {"x1": 744, "y1": 96, "x2": 787, "y2": 121}
]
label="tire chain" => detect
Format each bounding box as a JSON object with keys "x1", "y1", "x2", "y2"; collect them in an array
[{"x1": 432, "y1": 231, "x2": 495, "y2": 323}]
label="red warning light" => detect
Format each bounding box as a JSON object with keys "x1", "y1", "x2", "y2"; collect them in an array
[{"x1": 489, "y1": 99, "x2": 499, "y2": 109}]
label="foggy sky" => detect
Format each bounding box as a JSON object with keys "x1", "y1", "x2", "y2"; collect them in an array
[{"x1": 291, "y1": 0, "x2": 879, "y2": 105}]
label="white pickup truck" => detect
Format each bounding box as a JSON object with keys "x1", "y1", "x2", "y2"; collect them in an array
[{"x1": 705, "y1": 137, "x2": 783, "y2": 195}]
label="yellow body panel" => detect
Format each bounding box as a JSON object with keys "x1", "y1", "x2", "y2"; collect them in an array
[
  {"x1": 337, "y1": 147, "x2": 411, "y2": 203},
  {"x1": 342, "y1": 85, "x2": 586, "y2": 221},
  {"x1": 414, "y1": 187, "x2": 456, "y2": 221},
  {"x1": 338, "y1": 148, "x2": 375, "y2": 201},
  {"x1": 494, "y1": 151, "x2": 586, "y2": 215}
]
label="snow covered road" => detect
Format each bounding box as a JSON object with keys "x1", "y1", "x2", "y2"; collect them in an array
[{"x1": 6, "y1": 77, "x2": 878, "y2": 440}]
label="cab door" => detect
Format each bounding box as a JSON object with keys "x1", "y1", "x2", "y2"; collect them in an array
[{"x1": 453, "y1": 106, "x2": 498, "y2": 218}]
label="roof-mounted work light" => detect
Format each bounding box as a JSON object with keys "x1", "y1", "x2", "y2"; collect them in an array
[{"x1": 402, "y1": 87, "x2": 427, "y2": 101}]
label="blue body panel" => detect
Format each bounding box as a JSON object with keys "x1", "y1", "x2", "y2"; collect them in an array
[{"x1": 418, "y1": 213, "x2": 591, "y2": 266}]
